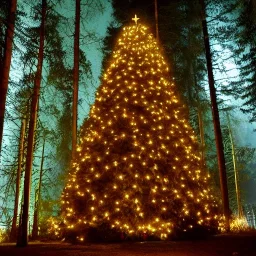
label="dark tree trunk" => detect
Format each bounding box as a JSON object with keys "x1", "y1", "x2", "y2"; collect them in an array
[
  {"x1": 226, "y1": 112, "x2": 243, "y2": 218},
  {"x1": 31, "y1": 137, "x2": 45, "y2": 240},
  {"x1": 154, "y1": 0, "x2": 159, "y2": 41},
  {"x1": 192, "y1": 63, "x2": 205, "y2": 169},
  {"x1": 10, "y1": 118, "x2": 26, "y2": 241},
  {"x1": 199, "y1": 0, "x2": 230, "y2": 230},
  {"x1": 17, "y1": 0, "x2": 46, "y2": 247},
  {"x1": 72, "y1": 0, "x2": 80, "y2": 159},
  {"x1": 197, "y1": 106, "x2": 206, "y2": 168},
  {"x1": 0, "y1": 0, "x2": 17, "y2": 156}
]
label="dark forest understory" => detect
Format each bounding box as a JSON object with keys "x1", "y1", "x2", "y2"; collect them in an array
[{"x1": 1, "y1": 232, "x2": 256, "y2": 256}]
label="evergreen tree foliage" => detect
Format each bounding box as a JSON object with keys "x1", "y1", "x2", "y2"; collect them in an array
[
  {"x1": 158, "y1": 0, "x2": 205, "y2": 97},
  {"x1": 235, "y1": 0, "x2": 256, "y2": 122},
  {"x1": 61, "y1": 21, "x2": 220, "y2": 242},
  {"x1": 104, "y1": 0, "x2": 207, "y2": 105},
  {"x1": 103, "y1": 0, "x2": 217, "y2": 176},
  {"x1": 208, "y1": 0, "x2": 256, "y2": 122}
]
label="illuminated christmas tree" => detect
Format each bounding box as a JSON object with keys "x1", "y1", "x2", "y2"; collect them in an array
[{"x1": 61, "y1": 16, "x2": 220, "y2": 242}]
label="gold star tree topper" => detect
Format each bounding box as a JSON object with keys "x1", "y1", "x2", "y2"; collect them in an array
[{"x1": 132, "y1": 14, "x2": 140, "y2": 25}]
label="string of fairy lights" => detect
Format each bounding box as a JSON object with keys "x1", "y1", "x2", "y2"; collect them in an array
[{"x1": 58, "y1": 15, "x2": 221, "y2": 241}]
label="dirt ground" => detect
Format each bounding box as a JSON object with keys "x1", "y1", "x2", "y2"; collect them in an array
[{"x1": 0, "y1": 232, "x2": 256, "y2": 256}]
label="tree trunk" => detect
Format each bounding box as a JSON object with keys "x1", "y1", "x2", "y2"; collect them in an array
[
  {"x1": 72, "y1": 0, "x2": 80, "y2": 159},
  {"x1": 199, "y1": 0, "x2": 230, "y2": 231},
  {"x1": 0, "y1": 0, "x2": 17, "y2": 156},
  {"x1": 154, "y1": 0, "x2": 159, "y2": 41},
  {"x1": 31, "y1": 189, "x2": 39, "y2": 240},
  {"x1": 226, "y1": 112, "x2": 243, "y2": 218},
  {"x1": 17, "y1": 0, "x2": 46, "y2": 247},
  {"x1": 10, "y1": 118, "x2": 26, "y2": 241},
  {"x1": 31, "y1": 137, "x2": 45, "y2": 240},
  {"x1": 197, "y1": 106, "x2": 206, "y2": 168},
  {"x1": 192, "y1": 64, "x2": 206, "y2": 169},
  {"x1": 252, "y1": 205, "x2": 256, "y2": 228}
]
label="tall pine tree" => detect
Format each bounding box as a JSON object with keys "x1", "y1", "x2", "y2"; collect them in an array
[{"x1": 60, "y1": 18, "x2": 220, "y2": 242}]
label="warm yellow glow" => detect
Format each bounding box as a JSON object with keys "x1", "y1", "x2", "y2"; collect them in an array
[{"x1": 60, "y1": 19, "x2": 221, "y2": 242}]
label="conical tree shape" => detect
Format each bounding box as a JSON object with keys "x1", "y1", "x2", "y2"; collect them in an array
[{"x1": 61, "y1": 20, "x2": 220, "y2": 241}]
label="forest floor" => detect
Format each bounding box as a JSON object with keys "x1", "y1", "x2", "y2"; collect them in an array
[{"x1": 0, "y1": 231, "x2": 256, "y2": 256}]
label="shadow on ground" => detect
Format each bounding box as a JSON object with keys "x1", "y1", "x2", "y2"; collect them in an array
[{"x1": 1, "y1": 232, "x2": 256, "y2": 256}]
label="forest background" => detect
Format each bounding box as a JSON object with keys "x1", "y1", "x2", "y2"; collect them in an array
[{"x1": 0, "y1": 0, "x2": 256, "y2": 235}]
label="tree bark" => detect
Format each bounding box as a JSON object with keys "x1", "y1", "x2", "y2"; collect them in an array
[
  {"x1": 199, "y1": 0, "x2": 230, "y2": 230},
  {"x1": 0, "y1": 0, "x2": 17, "y2": 156},
  {"x1": 72, "y1": 0, "x2": 80, "y2": 159},
  {"x1": 31, "y1": 137, "x2": 45, "y2": 240},
  {"x1": 154, "y1": 0, "x2": 159, "y2": 41},
  {"x1": 10, "y1": 118, "x2": 26, "y2": 241},
  {"x1": 226, "y1": 112, "x2": 243, "y2": 218},
  {"x1": 17, "y1": 0, "x2": 46, "y2": 247},
  {"x1": 252, "y1": 205, "x2": 256, "y2": 228},
  {"x1": 192, "y1": 64, "x2": 206, "y2": 169},
  {"x1": 197, "y1": 106, "x2": 206, "y2": 168}
]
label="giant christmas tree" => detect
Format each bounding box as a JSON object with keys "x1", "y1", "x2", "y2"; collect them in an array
[{"x1": 61, "y1": 16, "x2": 221, "y2": 241}]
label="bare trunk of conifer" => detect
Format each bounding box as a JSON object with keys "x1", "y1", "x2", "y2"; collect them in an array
[
  {"x1": 252, "y1": 205, "x2": 256, "y2": 228},
  {"x1": 154, "y1": 0, "x2": 159, "y2": 41},
  {"x1": 31, "y1": 189, "x2": 39, "y2": 240},
  {"x1": 72, "y1": 0, "x2": 80, "y2": 159},
  {"x1": 192, "y1": 65, "x2": 206, "y2": 169},
  {"x1": 17, "y1": 0, "x2": 46, "y2": 247},
  {"x1": 0, "y1": 0, "x2": 17, "y2": 156},
  {"x1": 17, "y1": 110, "x2": 30, "y2": 242},
  {"x1": 17, "y1": 188, "x2": 24, "y2": 239},
  {"x1": 226, "y1": 112, "x2": 243, "y2": 218},
  {"x1": 31, "y1": 137, "x2": 45, "y2": 240},
  {"x1": 10, "y1": 118, "x2": 26, "y2": 241},
  {"x1": 199, "y1": 0, "x2": 230, "y2": 231},
  {"x1": 197, "y1": 107, "x2": 206, "y2": 168}
]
